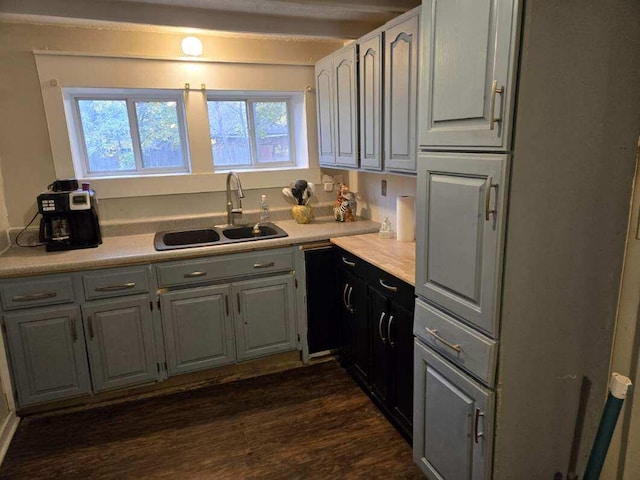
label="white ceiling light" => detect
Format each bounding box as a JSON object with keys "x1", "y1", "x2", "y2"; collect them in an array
[{"x1": 181, "y1": 36, "x2": 203, "y2": 57}]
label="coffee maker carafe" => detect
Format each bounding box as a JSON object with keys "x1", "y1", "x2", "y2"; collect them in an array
[{"x1": 38, "y1": 179, "x2": 102, "y2": 252}]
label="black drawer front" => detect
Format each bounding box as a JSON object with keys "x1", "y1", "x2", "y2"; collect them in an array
[
  {"x1": 335, "y1": 248, "x2": 369, "y2": 279},
  {"x1": 367, "y1": 264, "x2": 415, "y2": 311}
]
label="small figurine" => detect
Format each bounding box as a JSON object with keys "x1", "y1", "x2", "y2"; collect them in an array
[{"x1": 334, "y1": 184, "x2": 357, "y2": 222}]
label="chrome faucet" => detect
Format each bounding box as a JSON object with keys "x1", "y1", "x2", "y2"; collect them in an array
[{"x1": 226, "y1": 171, "x2": 245, "y2": 226}]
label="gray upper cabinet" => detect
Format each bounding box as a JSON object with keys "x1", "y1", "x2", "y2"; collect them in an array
[
  {"x1": 384, "y1": 10, "x2": 420, "y2": 172},
  {"x1": 419, "y1": 0, "x2": 519, "y2": 150},
  {"x1": 233, "y1": 274, "x2": 297, "y2": 361},
  {"x1": 315, "y1": 55, "x2": 336, "y2": 166},
  {"x1": 359, "y1": 32, "x2": 383, "y2": 171},
  {"x1": 4, "y1": 305, "x2": 91, "y2": 406},
  {"x1": 160, "y1": 285, "x2": 235, "y2": 376},
  {"x1": 82, "y1": 296, "x2": 157, "y2": 392},
  {"x1": 333, "y1": 44, "x2": 359, "y2": 168},
  {"x1": 414, "y1": 339, "x2": 494, "y2": 480},
  {"x1": 416, "y1": 152, "x2": 508, "y2": 338}
]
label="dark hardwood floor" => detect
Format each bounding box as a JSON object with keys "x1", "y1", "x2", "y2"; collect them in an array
[{"x1": 0, "y1": 360, "x2": 423, "y2": 479}]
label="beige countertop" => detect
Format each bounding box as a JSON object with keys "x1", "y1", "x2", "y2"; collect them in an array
[
  {"x1": 330, "y1": 233, "x2": 416, "y2": 286},
  {"x1": 0, "y1": 217, "x2": 380, "y2": 278}
]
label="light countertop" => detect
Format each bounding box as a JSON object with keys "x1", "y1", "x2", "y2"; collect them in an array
[
  {"x1": 330, "y1": 233, "x2": 416, "y2": 286},
  {"x1": 0, "y1": 217, "x2": 380, "y2": 278}
]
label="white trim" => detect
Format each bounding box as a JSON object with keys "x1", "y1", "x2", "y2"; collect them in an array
[
  {"x1": 0, "y1": 413, "x2": 19, "y2": 466},
  {"x1": 33, "y1": 49, "x2": 315, "y2": 67},
  {"x1": 35, "y1": 52, "x2": 318, "y2": 198}
]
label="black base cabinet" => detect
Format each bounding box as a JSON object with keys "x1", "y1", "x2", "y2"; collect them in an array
[{"x1": 335, "y1": 247, "x2": 415, "y2": 442}]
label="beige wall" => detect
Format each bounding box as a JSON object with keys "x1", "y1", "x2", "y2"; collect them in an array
[
  {"x1": 0, "y1": 20, "x2": 343, "y2": 228},
  {"x1": 355, "y1": 171, "x2": 416, "y2": 230},
  {"x1": 0, "y1": 154, "x2": 9, "y2": 252}
]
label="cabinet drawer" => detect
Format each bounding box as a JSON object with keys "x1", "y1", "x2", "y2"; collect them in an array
[
  {"x1": 83, "y1": 267, "x2": 150, "y2": 301},
  {"x1": 335, "y1": 248, "x2": 369, "y2": 279},
  {"x1": 1, "y1": 275, "x2": 75, "y2": 311},
  {"x1": 414, "y1": 298, "x2": 497, "y2": 386},
  {"x1": 368, "y1": 263, "x2": 415, "y2": 311},
  {"x1": 157, "y1": 248, "x2": 294, "y2": 288}
]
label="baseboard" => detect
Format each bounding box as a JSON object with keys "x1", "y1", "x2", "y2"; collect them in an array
[{"x1": 0, "y1": 412, "x2": 19, "y2": 465}]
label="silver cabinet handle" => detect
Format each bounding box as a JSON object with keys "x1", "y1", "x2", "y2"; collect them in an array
[
  {"x1": 225, "y1": 295, "x2": 229, "y2": 316},
  {"x1": 94, "y1": 282, "x2": 136, "y2": 292},
  {"x1": 426, "y1": 328, "x2": 462, "y2": 353},
  {"x1": 475, "y1": 408, "x2": 485, "y2": 443},
  {"x1": 484, "y1": 178, "x2": 499, "y2": 221},
  {"x1": 237, "y1": 293, "x2": 241, "y2": 314},
  {"x1": 12, "y1": 292, "x2": 57, "y2": 302},
  {"x1": 378, "y1": 312, "x2": 387, "y2": 342},
  {"x1": 489, "y1": 79, "x2": 504, "y2": 131},
  {"x1": 342, "y1": 283, "x2": 350, "y2": 310},
  {"x1": 378, "y1": 279, "x2": 398, "y2": 292},
  {"x1": 69, "y1": 317, "x2": 77, "y2": 342},
  {"x1": 347, "y1": 286, "x2": 354, "y2": 313},
  {"x1": 87, "y1": 315, "x2": 95, "y2": 340},
  {"x1": 184, "y1": 271, "x2": 207, "y2": 278},
  {"x1": 253, "y1": 262, "x2": 275, "y2": 269},
  {"x1": 387, "y1": 315, "x2": 395, "y2": 347},
  {"x1": 341, "y1": 257, "x2": 356, "y2": 267}
]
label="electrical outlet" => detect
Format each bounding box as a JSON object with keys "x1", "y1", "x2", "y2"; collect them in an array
[{"x1": 381, "y1": 180, "x2": 387, "y2": 197}]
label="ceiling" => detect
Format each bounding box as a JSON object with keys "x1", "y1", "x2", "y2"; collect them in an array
[{"x1": 0, "y1": 0, "x2": 421, "y2": 39}]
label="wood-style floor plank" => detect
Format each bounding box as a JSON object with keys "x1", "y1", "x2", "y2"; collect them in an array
[{"x1": 0, "y1": 361, "x2": 423, "y2": 479}]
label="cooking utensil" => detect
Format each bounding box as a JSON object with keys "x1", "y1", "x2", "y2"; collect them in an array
[{"x1": 282, "y1": 187, "x2": 297, "y2": 205}]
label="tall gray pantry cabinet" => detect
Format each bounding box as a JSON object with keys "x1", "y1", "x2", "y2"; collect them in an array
[{"x1": 413, "y1": 1, "x2": 640, "y2": 479}]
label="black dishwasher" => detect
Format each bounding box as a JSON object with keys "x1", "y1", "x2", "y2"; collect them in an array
[{"x1": 304, "y1": 245, "x2": 339, "y2": 354}]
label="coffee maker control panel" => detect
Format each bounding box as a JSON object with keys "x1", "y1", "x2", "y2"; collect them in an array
[{"x1": 37, "y1": 191, "x2": 91, "y2": 214}]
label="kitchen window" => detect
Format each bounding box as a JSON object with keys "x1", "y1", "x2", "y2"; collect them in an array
[
  {"x1": 207, "y1": 95, "x2": 295, "y2": 170},
  {"x1": 65, "y1": 89, "x2": 190, "y2": 177}
]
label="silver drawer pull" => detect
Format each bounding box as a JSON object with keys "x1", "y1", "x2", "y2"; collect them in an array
[
  {"x1": 341, "y1": 257, "x2": 356, "y2": 267},
  {"x1": 184, "y1": 271, "x2": 207, "y2": 278},
  {"x1": 94, "y1": 282, "x2": 136, "y2": 292},
  {"x1": 426, "y1": 328, "x2": 462, "y2": 353},
  {"x1": 253, "y1": 262, "x2": 275, "y2": 269},
  {"x1": 378, "y1": 279, "x2": 398, "y2": 292},
  {"x1": 12, "y1": 292, "x2": 57, "y2": 302}
]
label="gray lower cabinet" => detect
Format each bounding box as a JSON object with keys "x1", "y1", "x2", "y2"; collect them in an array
[
  {"x1": 82, "y1": 296, "x2": 158, "y2": 392},
  {"x1": 233, "y1": 274, "x2": 297, "y2": 361},
  {"x1": 160, "y1": 285, "x2": 235, "y2": 376},
  {"x1": 4, "y1": 305, "x2": 91, "y2": 406},
  {"x1": 416, "y1": 152, "x2": 508, "y2": 338},
  {"x1": 414, "y1": 339, "x2": 494, "y2": 480}
]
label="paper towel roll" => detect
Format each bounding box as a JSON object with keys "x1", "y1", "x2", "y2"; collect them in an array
[{"x1": 397, "y1": 196, "x2": 415, "y2": 242}]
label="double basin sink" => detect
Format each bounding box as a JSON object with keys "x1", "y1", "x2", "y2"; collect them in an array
[{"x1": 154, "y1": 222, "x2": 288, "y2": 251}]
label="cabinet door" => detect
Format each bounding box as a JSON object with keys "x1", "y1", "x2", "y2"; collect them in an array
[
  {"x1": 389, "y1": 301, "x2": 414, "y2": 434},
  {"x1": 419, "y1": 0, "x2": 519, "y2": 149},
  {"x1": 359, "y1": 33, "x2": 383, "y2": 171},
  {"x1": 369, "y1": 287, "x2": 390, "y2": 403},
  {"x1": 82, "y1": 296, "x2": 157, "y2": 392},
  {"x1": 413, "y1": 340, "x2": 494, "y2": 480},
  {"x1": 333, "y1": 44, "x2": 358, "y2": 168},
  {"x1": 416, "y1": 153, "x2": 508, "y2": 337},
  {"x1": 315, "y1": 55, "x2": 336, "y2": 166},
  {"x1": 233, "y1": 274, "x2": 297, "y2": 361},
  {"x1": 4, "y1": 305, "x2": 90, "y2": 407},
  {"x1": 384, "y1": 12, "x2": 419, "y2": 173},
  {"x1": 160, "y1": 285, "x2": 235, "y2": 376},
  {"x1": 346, "y1": 272, "x2": 370, "y2": 383}
]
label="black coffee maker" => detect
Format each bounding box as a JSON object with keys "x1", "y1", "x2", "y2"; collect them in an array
[{"x1": 38, "y1": 179, "x2": 102, "y2": 252}]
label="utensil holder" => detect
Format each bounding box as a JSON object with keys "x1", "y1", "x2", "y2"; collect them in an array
[{"x1": 291, "y1": 205, "x2": 313, "y2": 224}]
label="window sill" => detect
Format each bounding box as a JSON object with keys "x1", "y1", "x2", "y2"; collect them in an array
[{"x1": 83, "y1": 167, "x2": 322, "y2": 199}]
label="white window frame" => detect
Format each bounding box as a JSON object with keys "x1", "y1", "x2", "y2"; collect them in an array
[
  {"x1": 207, "y1": 92, "x2": 296, "y2": 171},
  {"x1": 65, "y1": 88, "x2": 191, "y2": 178}
]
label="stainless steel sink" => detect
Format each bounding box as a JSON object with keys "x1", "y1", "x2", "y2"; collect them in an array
[{"x1": 154, "y1": 222, "x2": 288, "y2": 251}]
